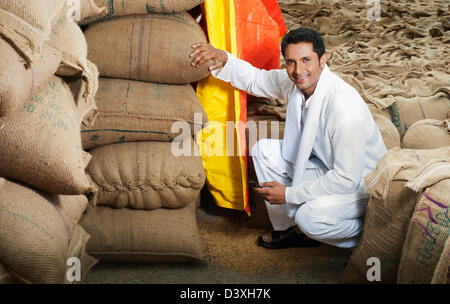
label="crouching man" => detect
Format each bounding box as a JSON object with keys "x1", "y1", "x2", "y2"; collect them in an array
[{"x1": 190, "y1": 28, "x2": 387, "y2": 249}]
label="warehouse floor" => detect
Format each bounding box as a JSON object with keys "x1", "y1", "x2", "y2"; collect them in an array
[{"x1": 84, "y1": 188, "x2": 350, "y2": 284}]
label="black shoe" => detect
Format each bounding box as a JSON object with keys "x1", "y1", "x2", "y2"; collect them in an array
[{"x1": 257, "y1": 226, "x2": 321, "y2": 249}]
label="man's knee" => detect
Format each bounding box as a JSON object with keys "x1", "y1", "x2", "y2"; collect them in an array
[
  {"x1": 250, "y1": 138, "x2": 276, "y2": 159},
  {"x1": 294, "y1": 205, "x2": 337, "y2": 240}
]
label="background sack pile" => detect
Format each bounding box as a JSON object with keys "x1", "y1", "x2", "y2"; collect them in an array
[
  {"x1": 77, "y1": 0, "x2": 208, "y2": 264},
  {"x1": 0, "y1": 0, "x2": 99, "y2": 284}
]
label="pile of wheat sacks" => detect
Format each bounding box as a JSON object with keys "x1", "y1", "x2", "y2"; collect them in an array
[
  {"x1": 76, "y1": 0, "x2": 209, "y2": 265},
  {"x1": 0, "y1": 0, "x2": 99, "y2": 284},
  {"x1": 0, "y1": 0, "x2": 209, "y2": 284}
]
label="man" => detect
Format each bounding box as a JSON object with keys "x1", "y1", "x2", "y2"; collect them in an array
[{"x1": 190, "y1": 27, "x2": 387, "y2": 249}]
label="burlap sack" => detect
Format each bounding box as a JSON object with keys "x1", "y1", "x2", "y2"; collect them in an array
[
  {"x1": 1, "y1": 226, "x2": 96, "y2": 284},
  {"x1": 0, "y1": 76, "x2": 96, "y2": 195},
  {"x1": 49, "y1": 8, "x2": 100, "y2": 128},
  {"x1": 86, "y1": 140, "x2": 206, "y2": 209},
  {"x1": 373, "y1": 114, "x2": 401, "y2": 150},
  {"x1": 0, "y1": 38, "x2": 62, "y2": 129},
  {"x1": 367, "y1": 103, "x2": 391, "y2": 121},
  {"x1": 81, "y1": 78, "x2": 207, "y2": 150},
  {"x1": 79, "y1": 0, "x2": 204, "y2": 25},
  {"x1": 389, "y1": 96, "x2": 450, "y2": 137},
  {"x1": 431, "y1": 237, "x2": 450, "y2": 284},
  {"x1": 84, "y1": 12, "x2": 211, "y2": 84},
  {"x1": 0, "y1": 178, "x2": 89, "y2": 284},
  {"x1": 0, "y1": 0, "x2": 66, "y2": 66},
  {"x1": 0, "y1": 262, "x2": 20, "y2": 284},
  {"x1": 397, "y1": 177, "x2": 449, "y2": 284},
  {"x1": 80, "y1": 201, "x2": 203, "y2": 263},
  {"x1": 402, "y1": 119, "x2": 450, "y2": 150},
  {"x1": 340, "y1": 147, "x2": 450, "y2": 283}
]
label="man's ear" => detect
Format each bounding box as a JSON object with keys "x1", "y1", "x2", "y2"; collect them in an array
[{"x1": 320, "y1": 53, "x2": 328, "y2": 69}]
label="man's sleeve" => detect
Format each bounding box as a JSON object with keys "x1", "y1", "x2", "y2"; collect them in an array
[
  {"x1": 284, "y1": 117, "x2": 369, "y2": 204},
  {"x1": 211, "y1": 51, "x2": 292, "y2": 101}
]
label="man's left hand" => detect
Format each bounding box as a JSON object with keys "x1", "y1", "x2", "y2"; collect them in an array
[{"x1": 253, "y1": 181, "x2": 286, "y2": 205}]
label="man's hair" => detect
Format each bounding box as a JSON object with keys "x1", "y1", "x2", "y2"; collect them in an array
[{"x1": 281, "y1": 27, "x2": 326, "y2": 60}]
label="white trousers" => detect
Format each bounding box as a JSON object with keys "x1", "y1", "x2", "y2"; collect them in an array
[{"x1": 251, "y1": 139, "x2": 369, "y2": 249}]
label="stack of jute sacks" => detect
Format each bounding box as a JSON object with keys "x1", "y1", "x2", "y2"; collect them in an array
[
  {"x1": 76, "y1": 0, "x2": 209, "y2": 263},
  {"x1": 0, "y1": 1, "x2": 100, "y2": 283}
]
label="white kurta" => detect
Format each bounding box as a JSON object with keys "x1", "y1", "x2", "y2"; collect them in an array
[{"x1": 211, "y1": 52, "x2": 387, "y2": 248}]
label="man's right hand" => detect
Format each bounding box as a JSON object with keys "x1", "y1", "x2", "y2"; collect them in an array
[{"x1": 190, "y1": 42, "x2": 228, "y2": 71}]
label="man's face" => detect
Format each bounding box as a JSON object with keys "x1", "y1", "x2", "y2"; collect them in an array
[{"x1": 284, "y1": 42, "x2": 327, "y2": 99}]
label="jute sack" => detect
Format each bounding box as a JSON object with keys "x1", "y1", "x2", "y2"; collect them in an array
[
  {"x1": 367, "y1": 103, "x2": 391, "y2": 121},
  {"x1": 0, "y1": 76, "x2": 96, "y2": 195},
  {"x1": 373, "y1": 114, "x2": 401, "y2": 150},
  {"x1": 0, "y1": 178, "x2": 89, "y2": 284},
  {"x1": 1, "y1": 226, "x2": 97, "y2": 284},
  {"x1": 86, "y1": 139, "x2": 206, "y2": 209},
  {"x1": 402, "y1": 119, "x2": 450, "y2": 150},
  {"x1": 84, "y1": 13, "x2": 212, "y2": 84},
  {"x1": 388, "y1": 94, "x2": 450, "y2": 137},
  {"x1": 0, "y1": 0, "x2": 66, "y2": 66},
  {"x1": 431, "y1": 237, "x2": 450, "y2": 284},
  {"x1": 81, "y1": 78, "x2": 207, "y2": 150},
  {"x1": 80, "y1": 201, "x2": 203, "y2": 263},
  {"x1": 397, "y1": 177, "x2": 450, "y2": 284},
  {"x1": 0, "y1": 38, "x2": 62, "y2": 129},
  {"x1": 79, "y1": 0, "x2": 204, "y2": 25},
  {"x1": 0, "y1": 262, "x2": 20, "y2": 284},
  {"x1": 340, "y1": 147, "x2": 450, "y2": 283},
  {"x1": 49, "y1": 8, "x2": 100, "y2": 128}
]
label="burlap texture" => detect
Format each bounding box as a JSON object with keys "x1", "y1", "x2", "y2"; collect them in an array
[
  {"x1": 49, "y1": 8, "x2": 100, "y2": 128},
  {"x1": 431, "y1": 237, "x2": 450, "y2": 284},
  {"x1": 373, "y1": 114, "x2": 401, "y2": 150},
  {"x1": 0, "y1": 178, "x2": 89, "y2": 284},
  {"x1": 80, "y1": 201, "x2": 203, "y2": 263},
  {"x1": 0, "y1": 262, "x2": 20, "y2": 284},
  {"x1": 84, "y1": 12, "x2": 211, "y2": 84},
  {"x1": 79, "y1": 0, "x2": 204, "y2": 25},
  {"x1": 389, "y1": 96, "x2": 450, "y2": 138},
  {"x1": 340, "y1": 147, "x2": 450, "y2": 283},
  {"x1": 0, "y1": 76, "x2": 96, "y2": 195},
  {"x1": 367, "y1": 103, "x2": 392, "y2": 121},
  {"x1": 397, "y1": 178, "x2": 450, "y2": 284},
  {"x1": 87, "y1": 140, "x2": 206, "y2": 209},
  {"x1": 1, "y1": 225, "x2": 96, "y2": 285},
  {"x1": 0, "y1": 38, "x2": 62, "y2": 129},
  {"x1": 402, "y1": 119, "x2": 450, "y2": 150},
  {"x1": 280, "y1": 0, "x2": 450, "y2": 141},
  {"x1": 81, "y1": 78, "x2": 207, "y2": 150},
  {"x1": 0, "y1": 0, "x2": 66, "y2": 66}
]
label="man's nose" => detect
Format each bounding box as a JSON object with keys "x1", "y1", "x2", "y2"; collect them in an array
[{"x1": 294, "y1": 62, "x2": 305, "y2": 75}]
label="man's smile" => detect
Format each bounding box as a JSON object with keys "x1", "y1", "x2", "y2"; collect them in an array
[{"x1": 293, "y1": 73, "x2": 309, "y2": 82}]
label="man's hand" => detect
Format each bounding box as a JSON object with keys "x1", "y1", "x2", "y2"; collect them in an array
[
  {"x1": 253, "y1": 181, "x2": 287, "y2": 205},
  {"x1": 190, "y1": 42, "x2": 228, "y2": 71}
]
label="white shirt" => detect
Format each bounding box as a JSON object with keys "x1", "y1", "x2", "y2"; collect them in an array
[{"x1": 212, "y1": 52, "x2": 387, "y2": 205}]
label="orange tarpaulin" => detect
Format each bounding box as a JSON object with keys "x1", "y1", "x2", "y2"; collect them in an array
[{"x1": 196, "y1": 0, "x2": 287, "y2": 216}]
